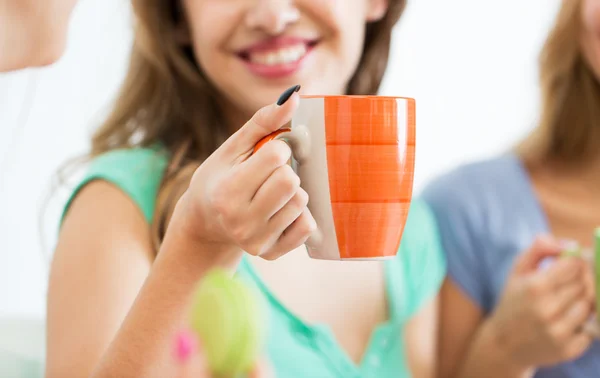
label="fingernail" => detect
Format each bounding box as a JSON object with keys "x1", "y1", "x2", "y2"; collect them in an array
[
  {"x1": 538, "y1": 257, "x2": 555, "y2": 271},
  {"x1": 277, "y1": 84, "x2": 301, "y2": 106},
  {"x1": 559, "y1": 238, "x2": 579, "y2": 249},
  {"x1": 174, "y1": 329, "x2": 198, "y2": 363},
  {"x1": 570, "y1": 302, "x2": 587, "y2": 317}
]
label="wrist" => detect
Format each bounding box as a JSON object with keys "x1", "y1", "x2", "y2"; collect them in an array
[
  {"x1": 167, "y1": 222, "x2": 243, "y2": 273},
  {"x1": 474, "y1": 319, "x2": 533, "y2": 377},
  {"x1": 160, "y1": 198, "x2": 244, "y2": 277}
]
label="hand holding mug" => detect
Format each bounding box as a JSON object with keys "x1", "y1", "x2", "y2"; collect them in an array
[
  {"x1": 172, "y1": 85, "x2": 316, "y2": 261},
  {"x1": 558, "y1": 239, "x2": 599, "y2": 337},
  {"x1": 255, "y1": 94, "x2": 416, "y2": 260},
  {"x1": 487, "y1": 236, "x2": 595, "y2": 369},
  {"x1": 172, "y1": 86, "x2": 416, "y2": 262}
]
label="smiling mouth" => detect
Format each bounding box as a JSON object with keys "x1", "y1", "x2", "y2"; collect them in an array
[{"x1": 237, "y1": 40, "x2": 319, "y2": 66}]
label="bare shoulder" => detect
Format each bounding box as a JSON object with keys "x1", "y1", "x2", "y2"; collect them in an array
[
  {"x1": 59, "y1": 179, "x2": 153, "y2": 255},
  {"x1": 47, "y1": 180, "x2": 155, "y2": 378}
]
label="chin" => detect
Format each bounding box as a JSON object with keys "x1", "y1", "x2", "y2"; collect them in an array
[
  {"x1": 0, "y1": 27, "x2": 68, "y2": 72},
  {"x1": 232, "y1": 84, "x2": 288, "y2": 107},
  {"x1": 32, "y1": 29, "x2": 69, "y2": 68},
  {"x1": 37, "y1": 48, "x2": 67, "y2": 67},
  {"x1": 0, "y1": 43, "x2": 66, "y2": 73}
]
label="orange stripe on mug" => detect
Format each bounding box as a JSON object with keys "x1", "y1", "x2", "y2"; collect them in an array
[
  {"x1": 326, "y1": 145, "x2": 415, "y2": 202},
  {"x1": 253, "y1": 95, "x2": 415, "y2": 261},
  {"x1": 332, "y1": 202, "x2": 410, "y2": 259}
]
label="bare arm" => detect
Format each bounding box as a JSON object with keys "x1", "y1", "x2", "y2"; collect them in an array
[
  {"x1": 46, "y1": 94, "x2": 311, "y2": 378},
  {"x1": 404, "y1": 294, "x2": 439, "y2": 378},
  {"x1": 46, "y1": 182, "x2": 154, "y2": 377},
  {"x1": 437, "y1": 278, "x2": 482, "y2": 378},
  {"x1": 46, "y1": 182, "x2": 241, "y2": 378},
  {"x1": 439, "y1": 234, "x2": 597, "y2": 378},
  {"x1": 438, "y1": 278, "x2": 532, "y2": 378}
]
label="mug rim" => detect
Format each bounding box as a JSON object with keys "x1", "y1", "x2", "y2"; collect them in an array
[{"x1": 300, "y1": 94, "x2": 415, "y2": 100}]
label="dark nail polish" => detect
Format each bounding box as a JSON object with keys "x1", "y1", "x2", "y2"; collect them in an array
[{"x1": 277, "y1": 84, "x2": 301, "y2": 106}]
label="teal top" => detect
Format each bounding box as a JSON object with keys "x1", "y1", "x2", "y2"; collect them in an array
[{"x1": 62, "y1": 148, "x2": 446, "y2": 378}]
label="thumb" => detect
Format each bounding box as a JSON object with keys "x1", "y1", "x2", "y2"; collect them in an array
[
  {"x1": 222, "y1": 85, "x2": 301, "y2": 155},
  {"x1": 513, "y1": 235, "x2": 562, "y2": 275}
]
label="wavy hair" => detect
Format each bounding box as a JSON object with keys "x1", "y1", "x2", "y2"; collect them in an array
[{"x1": 519, "y1": 0, "x2": 600, "y2": 166}]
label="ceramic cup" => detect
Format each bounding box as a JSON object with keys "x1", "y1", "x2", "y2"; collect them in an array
[
  {"x1": 559, "y1": 229, "x2": 600, "y2": 337},
  {"x1": 254, "y1": 95, "x2": 416, "y2": 261}
]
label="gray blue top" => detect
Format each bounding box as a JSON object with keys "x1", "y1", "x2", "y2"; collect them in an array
[{"x1": 421, "y1": 153, "x2": 600, "y2": 377}]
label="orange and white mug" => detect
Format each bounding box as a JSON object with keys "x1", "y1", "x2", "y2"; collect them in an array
[{"x1": 255, "y1": 95, "x2": 416, "y2": 261}]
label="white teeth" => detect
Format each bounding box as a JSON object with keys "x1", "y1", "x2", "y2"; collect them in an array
[
  {"x1": 266, "y1": 53, "x2": 278, "y2": 65},
  {"x1": 249, "y1": 44, "x2": 308, "y2": 65}
]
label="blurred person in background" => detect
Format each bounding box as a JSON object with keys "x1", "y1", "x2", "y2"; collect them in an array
[
  {"x1": 46, "y1": 0, "x2": 445, "y2": 377},
  {"x1": 423, "y1": 0, "x2": 600, "y2": 377},
  {"x1": 0, "y1": 0, "x2": 215, "y2": 376}
]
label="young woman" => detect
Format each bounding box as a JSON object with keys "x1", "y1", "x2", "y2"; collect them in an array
[
  {"x1": 0, "y1": 0, "x2": 78, "y2": 71},
  {"x1": 423, "y1": 0, "x2": 600, "y2": 377},
  {"x1": 46, "y1": 0, "x2": 445, "y2": 377}
]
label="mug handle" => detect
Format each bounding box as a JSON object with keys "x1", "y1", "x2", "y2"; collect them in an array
[
  {"x1": 253, "y1": 125, "x2": 311, "y2": 163},
  {"x1": 560, "y1": 245, "x2": 594, "y2": 262},
  {"x1": 252, "y1": 125, "x2": 324, "y2": 247}
]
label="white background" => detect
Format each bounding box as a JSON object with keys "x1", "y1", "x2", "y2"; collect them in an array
[{"x1": 0, "y1": 0, "x2": 561, "y2": 319}]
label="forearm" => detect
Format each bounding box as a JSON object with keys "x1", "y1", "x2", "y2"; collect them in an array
[
  {"x1": 455, "y1": 320, "x2": 533, "y2": 378},
  {"x1": 90, "y1": 217, "x2": 242, "y2": 377}
]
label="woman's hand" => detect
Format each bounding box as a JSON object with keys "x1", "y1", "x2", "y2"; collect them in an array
[
  {"x1": 170, "y1": 85, "x2": 316, "y2": 262},
  {"x1": 486, "y1": 235, "x2": 596, "y2": 370}
]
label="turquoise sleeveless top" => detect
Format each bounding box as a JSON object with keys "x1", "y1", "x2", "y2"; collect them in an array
[{"x1": 62, "y1": 148, "x2": 446, "y2": 378}]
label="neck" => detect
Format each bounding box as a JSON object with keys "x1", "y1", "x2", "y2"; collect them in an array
[
  {"x1": 0, "y1": 1, "x2": 65, "y2": 72},
  {"x1": 524, "y1": 151, "x2": 600, "y2": 190}
]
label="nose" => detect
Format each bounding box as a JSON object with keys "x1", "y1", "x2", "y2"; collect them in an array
[{"x1": 245, "y1": 0, "x2": 300, "y2": 35}]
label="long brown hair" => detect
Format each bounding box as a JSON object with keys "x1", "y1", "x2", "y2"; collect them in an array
[
  {"x1": 519, "y1": 0, "x2": 600, "y2": 166},
  {"x1": 90, "y1": 0, "x2": 407, "y2": 251}
]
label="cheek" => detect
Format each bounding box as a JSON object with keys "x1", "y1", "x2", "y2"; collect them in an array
[
  {"x1": 333, "y1": 6, "x2": 369, "y2": 86},
  {"x1": 184, "y1": 4, "x2": 233, "y2": 75},
  {"x1": 581, "y1": 0, "x2": 600, "y2": 75},
  {"x1": 583, "y1": 0, "x2": 600, "y2": 32},
  {"x1": 304, "y1": 0, "x2": 368, "y2": 74}
]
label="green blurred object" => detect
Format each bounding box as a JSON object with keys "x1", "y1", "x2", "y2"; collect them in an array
[
  {"x1": 560, "y1": 245, "x2": 582, "y2": 258},
  {"x1": 595, "y1": 229, "x2": 600, "y2": 314},
  {"x1": 189, "y1": 269, "x2": 266, "y2": 378}
]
